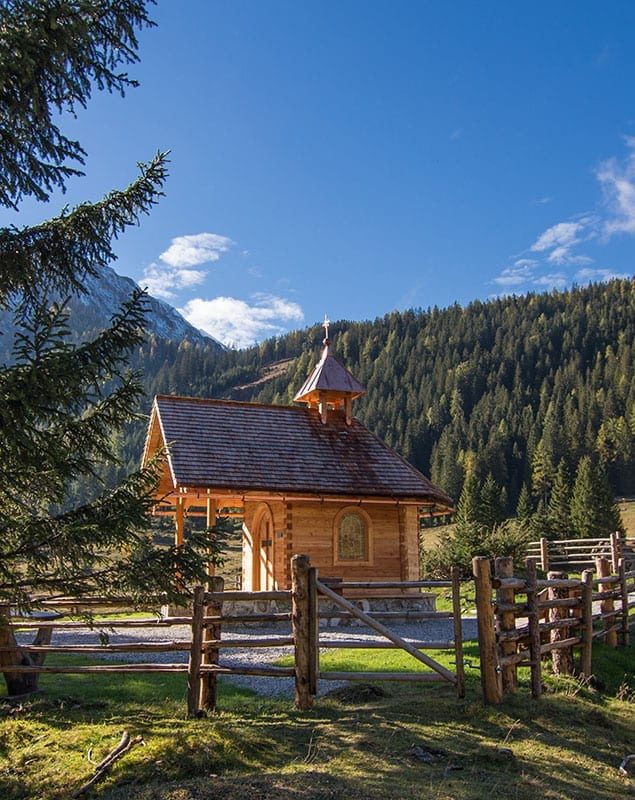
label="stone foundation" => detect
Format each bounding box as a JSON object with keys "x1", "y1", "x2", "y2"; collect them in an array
[{"x1": 217, "y1": 593, "x2": 437, "y2": 628}]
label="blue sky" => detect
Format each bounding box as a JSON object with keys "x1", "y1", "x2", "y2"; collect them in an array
[{"x1": 10, "y1": 1, "x2": 635, "y2": 347}]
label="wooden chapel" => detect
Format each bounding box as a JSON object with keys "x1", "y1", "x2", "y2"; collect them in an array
[{"x1": 142, "y1": 320, "x2": 452, "y2": 591}]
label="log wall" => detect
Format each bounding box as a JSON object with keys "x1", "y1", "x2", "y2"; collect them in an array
[{"x1": 241, "y1": 500, "x2": 421, "y2": 591}]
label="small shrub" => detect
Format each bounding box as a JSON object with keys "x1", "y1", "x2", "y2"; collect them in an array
[{"x1": 421, "y1": 519, "x2": 532, "y2": 579}]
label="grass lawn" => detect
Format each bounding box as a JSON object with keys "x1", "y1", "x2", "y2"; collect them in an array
[
  {"x1": 618, "y1": 497, "x2": 635, "y2": 538},
  {"x1": 0, "y1": 641, "x2": 633, "y2": 800}
]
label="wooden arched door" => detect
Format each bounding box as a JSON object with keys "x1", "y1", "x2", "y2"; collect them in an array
[{"x1": 254, "y1": 504, "x2": 275, "y2": 590}]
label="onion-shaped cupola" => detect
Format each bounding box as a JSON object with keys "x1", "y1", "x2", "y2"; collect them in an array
[{"x1": 293, "y1": 316, "x2": 366, "y2": 425}]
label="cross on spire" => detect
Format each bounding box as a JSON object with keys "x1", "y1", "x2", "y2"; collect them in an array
[{"x1": 323, "y1": 314, "x2": 330, "y2": 344}]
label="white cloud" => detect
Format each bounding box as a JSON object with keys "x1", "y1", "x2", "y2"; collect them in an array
[
  {"x1": 492, "y1": 264, "x2": 534, "y2": 287},
  {"x1": 492, "y1": 262, "x2": 570, "y2": 292},
  {"x1": 575, "y1": 267, "x2": 630, "y2": 283},
  {"x1": 532, "y1": 196, "x2": 553, "y2": 205},
  {"x1": 159, "y1": 233, "x2": 233, "y2": 268},
  {"x1": 597, "y1": 136, "x2": 635, "y2": 236},
  {"x1": 489, "y1": 140, "x2": 635, "y2": 295},
  {"x1": 179, "y1": 294, "x2": 304, "y2": 349},
  {"x1": 531, "y1": 221, "x2": 581, "y2": 252},
  {"x1": 546, "y1": 248, "x2": 594, "y2": 266},
  {"x1": 141, "y1": 231, "x2": 233, "y2": 300},
  {"x1": 529, "y1": 216, "x2": 598, "y2": 264},
  {"x1": 533, "y1": 273, "x2": 567, "y2": 289},
  {"x1": 142, "y1": 262, "x2": 206, "y2": 300}
]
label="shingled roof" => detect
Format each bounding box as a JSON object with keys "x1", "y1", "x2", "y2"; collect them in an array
[{"x1": 146, "y1": 395, "x2": 452, "y2": 505}]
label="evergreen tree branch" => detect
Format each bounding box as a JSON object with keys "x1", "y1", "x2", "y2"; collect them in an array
[
  {"x1": 0, "y1": 0, "x2": 155, "y2": 208},
  {"x1": 0, "y1": 152, "x2": 168, "y2": 307}
]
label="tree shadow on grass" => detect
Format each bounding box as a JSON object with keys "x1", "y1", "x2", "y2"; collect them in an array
[
  {"x1": 1, "y1": 655, "x2": 633, "y2": 800},
  {"x1": 100, "y1": 770, "x2": 368, "y2": 800}
]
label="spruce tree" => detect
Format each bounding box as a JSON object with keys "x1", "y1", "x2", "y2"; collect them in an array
[
  {"x1": 531, "y1": 437, "x2": 555, "y2": 507},
  {"x1": 0, "y1": 0, "x2": 207, "y2": 694},
  {"x1": 454, "y1": 471, "x2": 481, "y2": 532},
  {"x1": 530, "y1": 497, "x2": 551, "y2": 540},
  {"x1": 479, "y1": 473, "x2": 505, "y2": 528},
  {"x1": 516, "y1": 484, "x2": 533, "y2": 521},
  {"x1": 548, "y1": 460, "x2": 572, "y2": 539},
  {"x1": 570, "y1": 456, "x2": 597, "y2": 539}
]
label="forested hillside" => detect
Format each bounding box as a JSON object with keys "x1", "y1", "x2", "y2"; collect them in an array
[{"x1": 129, "y1": 279, "x2": 634, "y2": 512}]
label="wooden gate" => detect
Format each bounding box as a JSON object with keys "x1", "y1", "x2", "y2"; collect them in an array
[{"x1": 291, "y1": 555, "x2": 466, "y2": 708}]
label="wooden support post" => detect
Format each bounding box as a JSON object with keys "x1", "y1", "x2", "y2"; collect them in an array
[
  {"x1": 472, "y1": 557, "x2": 502, "y2": 705},
  {"x1": 175, "y1": 497, "x2": 185, "y2": 590},
  {"x1": 548, "y1": 571, "x2": 573, "y2": 675},
  {"x1": 596, "y1": 557, "x2": 618, "y2": 648},
  {"x1": 291, "y1": 554, "x2": 313, "y2": 710},
  {"x1": 201, "y1": 575, "x2": 224, "y2": 711},
  {"x1": 610, "y1": 533, "x2": 620, "y2": 574},
  {"x1": 540, "y1": 537, "x2": 549, "y2": 573},
  {"x1": 308, "y1": 565, "x2": 319, "y2": 696},
  {"x1": 206, "y1": 496, "x2": 217, "y2": 578},
  {"x1": 525, "y1": 558, "x2": 542, "y2": 698},
  {"x1": 579, "y1": 570, "x2": 593, "y2": 679},
  {"x1": 318, "y1": 392, "x2": 327, "y2": 425},
  {"x1": 175, "y1": 497, "x2": 184, "y2": 547},
  {"x1": 495, "y1": 557, "x2": 517, "y2": 694},
  {"x1": 618, "y1": 558, "x2": 629, "y2": 647},
  {"x1": 451, "y1": 566, "x2": 465, "y2": 698},
  {"x1": 187, "y1": 586, "x2": 205, "y2": 716},
  {"x1": 344, "y1": 396, "x2": 353, "y2": 426}
]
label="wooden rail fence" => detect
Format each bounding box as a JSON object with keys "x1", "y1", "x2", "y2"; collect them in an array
[
  {"x1": 472, "y1": 555, "x2": 635, "y2": 704},
  {"x1": 189, "y1": 554, "x2": 466, "y2": 713},
  {"x1": 1, "y1": 554, "x2": 466, "y2": 714},
  {"x1": 526, "y1": 532, "x2": 635, "y2": 573},
  {"x1": 3, "y1": 551, "x2": 631, "y2": 712}
]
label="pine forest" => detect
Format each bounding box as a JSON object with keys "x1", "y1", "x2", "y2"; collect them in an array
[{"x1": 117, "y1": 278, "x2": 635, "y2": 535}]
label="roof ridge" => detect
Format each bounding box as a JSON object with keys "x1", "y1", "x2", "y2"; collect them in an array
[{"x1": 155, "y1": 394, "x2": 308, "y2": 412}]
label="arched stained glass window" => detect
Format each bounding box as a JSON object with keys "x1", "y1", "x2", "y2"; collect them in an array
[{"x1": 338, "y1": 512, "x2": 367, "y2": 561}]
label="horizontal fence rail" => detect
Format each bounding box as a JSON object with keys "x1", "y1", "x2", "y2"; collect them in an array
[{"x1": 526, "y1": 533, "x2": 635, "y2": 572}]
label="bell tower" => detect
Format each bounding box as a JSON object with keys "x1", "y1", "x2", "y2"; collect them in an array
[{"x1": 293, "y1": 316, "x2": 366, "y2": 425}]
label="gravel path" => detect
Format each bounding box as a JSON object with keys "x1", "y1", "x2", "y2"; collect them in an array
[{"x1": 16, "y1": 618, "x2": 478, "y2": 698}]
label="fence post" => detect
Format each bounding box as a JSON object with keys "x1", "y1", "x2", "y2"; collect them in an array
[
  {"x1": 291, "y1": 554, "x2": 313, "y2": 710},
  {"x1": 610, "y1": 533, "x2": 620, "y2": 574},
  {"x1": 525, "y1": 558, "x2": 542, "y2": 698},
  {"x1": 308, "y1": 565, "x2": 319, "y2": 697},
  {"x1": 451, "y1": 566, "x2": 465, "y2": 699},
  {"x1": 201, "y1": 575, "x2": 224, "y2": 711},
  {"x1": 494, "y1": 557, "x2": 517, "y2": 694},
  {"x1": 596, "y1": 556, "x2": 618, "y2": 648},
  {"x1": 548, "y1": 571, "x2": 573, "y2": 675},
  {"x1": 618, "y1": 558, "x2": 629, "y2": 647},
  {"x1": 187, "y1": 586, "x2": 205, "y2": 716},
  {"x1": 472, "y1": 557, "x2": 502, "y2": 704},
  {"x1": 579, "y1": 569, "x2": 594, "y2": 679},
  {"x1": 540, "y1": 537, "x2": 549, "y2": 572}
]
